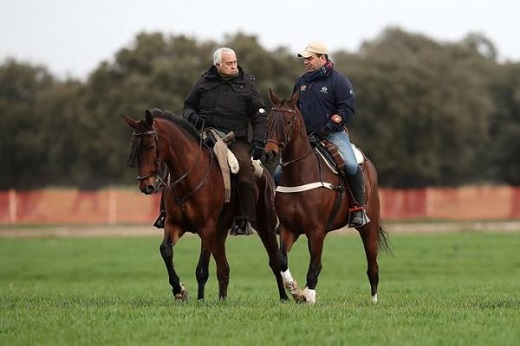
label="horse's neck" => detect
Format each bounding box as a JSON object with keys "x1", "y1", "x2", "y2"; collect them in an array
[
  {"x1": 282, "y1": 136, "x2": 320, "y2": 180},
  {"x1": 159, "y1": 126, "x2": 207, "y2": 179}
]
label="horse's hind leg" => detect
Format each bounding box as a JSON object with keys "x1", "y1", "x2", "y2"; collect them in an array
[
  {"x1": 209, "y1": 231, "x2": 230, "y2": 300},
  {"x1": 358, "y1": 223, "x2": 380, "y2": 303},
  {"x1": 159, "y1": 232, "x2": 188, "y2": 301},
  {"x1": 195, "y1": 235, "x2": 213, "y2": 301}
]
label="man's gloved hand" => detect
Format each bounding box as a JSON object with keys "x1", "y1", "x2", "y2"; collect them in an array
[
  {"x1": 251, "y1": 140, "x2": 264, "y2": 160},
  {"x1": 315, "y1": 120, "x2": 343, "y2": 139},
  {"x1": 189, "y1": 113, "x2": 207, "y2": 129}
]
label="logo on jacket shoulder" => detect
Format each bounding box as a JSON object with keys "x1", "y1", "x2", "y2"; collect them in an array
[{"x1": 320, "y1": 86, "x2": 329, "y2": 94}]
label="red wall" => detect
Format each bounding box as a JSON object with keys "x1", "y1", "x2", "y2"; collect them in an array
[{"x1": 1, "y1": 186, "x2": 519, "y2": 225}]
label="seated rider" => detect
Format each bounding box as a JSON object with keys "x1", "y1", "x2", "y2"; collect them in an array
[
  {"x1": 293, "y1": 41, "x2": 369, "y2": 227},
  {"x1": 154, "y1": 47, "x2": 266, "y2": 235}
]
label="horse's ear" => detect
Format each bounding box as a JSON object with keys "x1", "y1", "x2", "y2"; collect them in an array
[
  {"x1": 144, "y1": 109, "x2": 154, "y2": 126},
  {"x1": 268, "y1": 89, "x2": 280, "y2": 105},
  {"x1": 289, "y1": 92, "x2": 299, "y2": 108},
  {"x1": 121, "y1": 114, "x2": 138, "y2": 130}
]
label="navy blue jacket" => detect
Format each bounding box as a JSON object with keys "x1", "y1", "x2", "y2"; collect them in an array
[{"x1": 293, "y1": 68, "x2": 355, "y2": 135}]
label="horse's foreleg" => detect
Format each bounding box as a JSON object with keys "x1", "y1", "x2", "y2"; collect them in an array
[
  {"x1": 302, "y1": 232, "x2": 325, "y2": 304},
  {"x1": 210, "y1": 232, "x2": 230, "y2": 301},
  {"x1": 159, "y1": 237, "x2": 187, "y2": 301},
  {"x1": 358, "y1": 224, "x2": 380, "y2": 303},
  {"x1": 279, "y1": 228, "x2": 304, "y2": 302}
]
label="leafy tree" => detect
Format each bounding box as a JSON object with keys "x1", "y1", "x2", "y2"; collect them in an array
[
  {"x1": 0, "y1": 59, "x2": 55, "y2": 188},
  {"x1": 486, "y1": 62, "x2": 520, "y2": 185}
]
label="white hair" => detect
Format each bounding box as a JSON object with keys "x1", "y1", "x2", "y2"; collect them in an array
[{"x1": 213, "y1": 47, "x2": 236, "y2": 65}]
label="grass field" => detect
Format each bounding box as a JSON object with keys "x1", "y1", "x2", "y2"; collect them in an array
[{"x1": 1, "y1": 227, "x2": 520, "y2": 345}]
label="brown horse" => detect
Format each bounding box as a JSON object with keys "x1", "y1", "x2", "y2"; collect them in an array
[
  {"x1": 264, "y1": 90, "x2": 390, "y2": 304},
  {"x1": 122, "y1": 109, "x2": 288, "y2": 302}
]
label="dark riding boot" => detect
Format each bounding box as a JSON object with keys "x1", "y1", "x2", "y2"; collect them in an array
[
  {"x1": 346, "y1": 166, "x2": 370, "y2": 228},
  {"x1": 230, "y1": 182, "x2": 255, "y2": 236},
  {"x1": 153, "y1": 210, "x2": 166, "y2": 229},
  {"x1": 153, "y1": 193, "x2": 166, "y2": 229}
]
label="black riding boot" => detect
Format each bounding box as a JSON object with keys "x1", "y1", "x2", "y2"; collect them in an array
[
  {"x1": 230, "y1": 182, "x2": 255, "y2": 236},
  {"x1": 346, "y1": 166, "x2": 370, "y2": 228},
  {"x1": 153, "y1": 193, "x2": 166, "y2": 229}
]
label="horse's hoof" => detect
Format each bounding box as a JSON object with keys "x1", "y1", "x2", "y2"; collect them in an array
[
  {"x1": 293, "y1": 294, "x2": 307, "y2": 304},
  {"x1": 174, "y1": 284, "x2": 188, "y2": 301},
  {"x1": 302, "y1": 287, "x2": 316, "y2": 304}
]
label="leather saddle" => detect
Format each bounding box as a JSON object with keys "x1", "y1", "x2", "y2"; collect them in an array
[{"x1": 314, "y1": 139, "x2": 365, "y2": 178}]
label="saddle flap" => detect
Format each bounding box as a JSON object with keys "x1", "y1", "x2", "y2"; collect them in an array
[{"x1": 317, "y1": 140, "x2": 365, "y2": 171}]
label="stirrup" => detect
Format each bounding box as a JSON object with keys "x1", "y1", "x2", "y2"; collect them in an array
[
  {"x1": 153, "y1": 212, "x2": 166, "y2": 229},
  {"x1": 230, "y1": 218, "x2": 254, "y2": 236},
  {"x1": 348, "y1": 207, "x2": 370, "y2": 228}
]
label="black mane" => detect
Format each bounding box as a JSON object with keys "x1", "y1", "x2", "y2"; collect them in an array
[{"x1": 148, "y1": 108, "x2": 201, "y2": 141}]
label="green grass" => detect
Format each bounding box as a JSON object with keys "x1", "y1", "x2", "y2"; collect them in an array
[{"x1": 1, "y1": 230, "x2": 520, "y2": 345}]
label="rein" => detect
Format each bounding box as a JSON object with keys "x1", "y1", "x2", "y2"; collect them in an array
[
  {"x1": 170, "y1": 146, "x2": 214, "y2": 205},
  {"x1": 129, "y1": 125, "x2": 214, "y2": 205},
  {"x1": 268, "y1": 107, "x2": 316, "y2": 167}
]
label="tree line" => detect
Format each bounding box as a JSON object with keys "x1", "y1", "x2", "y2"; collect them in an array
[{"x1": 1, "y1": 27, "x2": 519, "y2": 190}]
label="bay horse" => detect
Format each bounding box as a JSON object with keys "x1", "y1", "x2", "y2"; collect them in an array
[
  {"x1": 122, "y1": 109, "x2": 288, "y2": 302},
  {"x1": 264, "y1": 90, "x2": 391, "y2": 304}
]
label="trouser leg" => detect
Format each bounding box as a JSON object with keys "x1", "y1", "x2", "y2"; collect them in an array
[{"x1": 230, "y1": 181, "x2": 256, "y2": 235}]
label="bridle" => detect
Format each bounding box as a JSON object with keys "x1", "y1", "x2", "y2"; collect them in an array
[
  {"x1": 267, "y1": 106, "x2": 314, "y2": 167},
  {"x1": 128, "y1": 129, "x2": 161, "y2": 181},
  {"x1": 267, "y1": 107, "x2": 294, "y2": 147},
  {"x1": 128, "y1": 125, "x2": 214, "y2": 204}
]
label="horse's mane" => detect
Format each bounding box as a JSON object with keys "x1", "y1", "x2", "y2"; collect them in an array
[{"x1": 148, "y1": 108, "x2": 201, "y2": 141}]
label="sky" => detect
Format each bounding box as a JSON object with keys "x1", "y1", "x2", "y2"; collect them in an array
[{"x1": 2, "y1": 0, "x2": 519, "y2": 79}]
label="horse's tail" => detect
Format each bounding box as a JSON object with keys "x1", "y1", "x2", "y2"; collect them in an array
[{"x1": 377, "y1": 219, "x2": 393, "y2": 254}]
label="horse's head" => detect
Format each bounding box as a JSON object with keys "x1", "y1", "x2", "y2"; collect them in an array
[
  {"x1": 264, "y1": 90, "x2": 301, "y2": 163},
  {"x1": 121, "y1": 110, "x2": 162, "y2": 195}
]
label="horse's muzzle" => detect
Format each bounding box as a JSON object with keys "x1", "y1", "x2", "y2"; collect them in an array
[
  {"x1": 141, "y1": 184, "x2": 156, "y2": 195},
  {"x1": 264, "y1": 141, "x2": 280, "y2": 164},
  {"x1": 138, "y1": 177, "x2": 158, "y2": 195}
]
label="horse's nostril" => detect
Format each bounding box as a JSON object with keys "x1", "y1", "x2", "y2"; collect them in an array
[{"x1": 145, "y1": 185, "x2": 155, "y2": 194}]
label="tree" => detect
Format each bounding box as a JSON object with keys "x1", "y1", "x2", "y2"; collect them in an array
[
  {"x1": 0, "y1": 59, "x2": 55, "y2": 189},
  {"x1": 486, "y1": 62, "x2": 520, "y2": 185}
]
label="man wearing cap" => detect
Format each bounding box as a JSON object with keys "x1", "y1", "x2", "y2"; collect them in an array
[{"x1": 293, "y1": 41, "x2": 369, "y2": 227}]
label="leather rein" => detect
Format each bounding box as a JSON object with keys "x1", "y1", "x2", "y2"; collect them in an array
[
  {"x1": 267, "y1": 107, "x2": 314, "y2": 167},
  {"x1": 130, "y1": 128, "x2": 214, "y2": 205}
]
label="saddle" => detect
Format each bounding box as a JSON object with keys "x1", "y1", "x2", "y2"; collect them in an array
[
  {"x1": 314, "y1": 139, "x2": 365, "y2": 208},
  {"x1": 314, "y1": 140, "x2": 365, "y2": 176},
  {"x1": 202, "y1": 128, "x2": 264, "y2": 202}
]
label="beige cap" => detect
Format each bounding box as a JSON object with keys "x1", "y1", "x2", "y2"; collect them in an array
[{"x1": 297, "y1": 42, "x2": 329, "y2": 58}]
